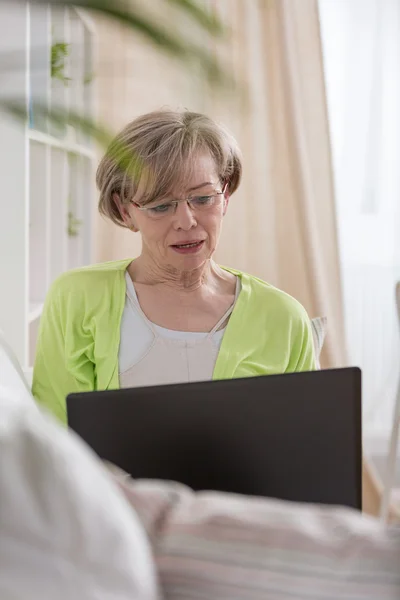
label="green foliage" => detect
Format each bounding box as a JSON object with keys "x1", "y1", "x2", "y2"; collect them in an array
[
  {"x1": 67, "y1": 208, "x2": 82, "y2": 236},
  {"x1": 83, "y1": 72, "x2": 94, "y2": 85},
  {"x1": 51, "y1": 41, "x2": 70, "y2": 85}
]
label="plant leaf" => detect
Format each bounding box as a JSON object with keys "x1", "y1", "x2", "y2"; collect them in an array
[
  {"x1": 164, "y1": 0, "x2": 225, "y2": 36},
  {"x1": 29, "y1": 0, "x2": 225, "y2": 36}
]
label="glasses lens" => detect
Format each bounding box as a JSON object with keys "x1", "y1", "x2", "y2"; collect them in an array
[
  {"x1": 147, "y1": 202, "x2": 174, "y2": 219},
  {"x1": 190, "y1": 195, "x2": 218, "y2": 210}
]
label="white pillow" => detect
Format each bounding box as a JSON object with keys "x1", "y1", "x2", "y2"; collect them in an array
[{"x1": 0, "y1": 393, "x2": 159, "y2": 600}]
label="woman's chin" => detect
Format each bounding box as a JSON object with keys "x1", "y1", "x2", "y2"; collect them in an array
[{"x1": 167, "y1": 246, "x2": 208, "y2": 270}]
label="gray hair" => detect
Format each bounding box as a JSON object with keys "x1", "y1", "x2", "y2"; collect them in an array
[{"x1": 96, "y1": 109, "x2": 243, "y2": 228}]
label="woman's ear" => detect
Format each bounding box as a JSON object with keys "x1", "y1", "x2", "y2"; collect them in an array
[{"x1": 113, "y1": 193, "x2": 138, "y2": 231}]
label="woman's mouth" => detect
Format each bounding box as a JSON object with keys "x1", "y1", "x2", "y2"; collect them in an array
[{"x1": 170, "y1": 240, "x2": 205, "y2": 254}]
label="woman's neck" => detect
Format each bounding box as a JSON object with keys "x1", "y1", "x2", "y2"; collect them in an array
[{"x1": 130, "y1": 254, "x2": 224, "y2": 293}]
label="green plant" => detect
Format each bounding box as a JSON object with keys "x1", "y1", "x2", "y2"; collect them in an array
[
  {"x1": 67, "y1": 209, "x2": 82, "y2": 237},
  {"x1": 83, "y1": 72, "x2": 94, "y2": 86},
  {"x1": 51, "y1": 41, "x2": 70, "y2": 85},
  {"x1": 66, "y1": 191, "x2": 82, "y2": 236}
]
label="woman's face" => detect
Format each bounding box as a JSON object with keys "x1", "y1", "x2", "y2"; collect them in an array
[{"x1": 124, "y1": 153, "x2": 229, "y2": 272}]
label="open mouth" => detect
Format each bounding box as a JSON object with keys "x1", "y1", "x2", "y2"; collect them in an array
[
  {"x1": 171, "y1": 240, "x2": 205, "y2": 253},
  {"x1": 173, "y1": 241, "x2": 202, "y2": 248}
]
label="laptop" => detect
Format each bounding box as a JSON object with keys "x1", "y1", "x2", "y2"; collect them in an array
[{"x1": 67, "y1": 367, "x2": 362, "y2": 509}]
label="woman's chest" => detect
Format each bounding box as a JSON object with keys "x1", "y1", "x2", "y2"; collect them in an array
[{"x1": 133, "y1": 285, "x2": 235, "y2": 332}]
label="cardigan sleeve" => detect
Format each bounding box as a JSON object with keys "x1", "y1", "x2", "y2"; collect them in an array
[
  {"x1": 32, "y1": 277, "x2": 95, "y2": 425},
  {"x1": 286, "y1": 310, "x2": 317, "y2": 373}
]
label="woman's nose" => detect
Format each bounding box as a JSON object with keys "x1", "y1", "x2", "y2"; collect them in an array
[{"x1": 172, "y1": 201, "x2": 197, "y2": 230}]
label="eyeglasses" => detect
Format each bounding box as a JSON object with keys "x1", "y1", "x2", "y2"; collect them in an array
[{"x1": 131, "y1": 183, "x2": 227, "y2": 221}]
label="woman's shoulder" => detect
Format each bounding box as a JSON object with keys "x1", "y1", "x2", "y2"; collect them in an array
[
  {"x1": 225, "y1": 267, "x2": 309, "y2": 323},
  {"x1": 47, "y1": 259, "x2": 132, "y2": 303}
]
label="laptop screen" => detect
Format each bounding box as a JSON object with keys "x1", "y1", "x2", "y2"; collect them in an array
[{"x1": 67, "y1": 368, "x2": 362, "y2": 509}]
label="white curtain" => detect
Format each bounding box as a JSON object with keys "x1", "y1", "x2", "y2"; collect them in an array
[{"x1": 319, "y1": 0, "x2": 400, "y2": 437}]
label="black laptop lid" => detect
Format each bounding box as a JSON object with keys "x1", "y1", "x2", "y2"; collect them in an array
[{"x1": 67, "y1": 368, "x2": 362, "y2": 509}]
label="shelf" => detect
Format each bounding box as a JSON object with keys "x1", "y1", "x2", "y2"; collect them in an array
[
  {"x1": 0, "y1": 2, "x2": 95, "y2": 369},
  {"x1": 49, "y1": 148, "x2": 68, "y2": 280},
  {"x1": 28, "y1": 129, "x2": 95, "y2": 159},
  {"x1": 29, "y1": 141, "x2": 48, "y2": 307},
  {"x1": 29, "y1": 302, "x2": 44, "y2": 323}
]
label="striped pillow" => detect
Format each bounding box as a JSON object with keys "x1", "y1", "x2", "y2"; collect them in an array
[{"x1": 115, "y1": 477, "x2": 400, "y2": 600}]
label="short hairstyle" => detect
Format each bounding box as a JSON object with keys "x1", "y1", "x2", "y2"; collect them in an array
[{"x1": 96, "y1": 109, "x2": 243, "y2": 228}]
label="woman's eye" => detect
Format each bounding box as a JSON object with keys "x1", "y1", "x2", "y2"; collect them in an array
[
  {"x1": 192, "y1": 195, "x2": 212, "y2": 206},
  {"x1": 150, "y1": 203, "x2": 171, "y2": 213}
]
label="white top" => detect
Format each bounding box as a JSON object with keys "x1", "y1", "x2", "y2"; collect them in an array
[{"x1": 118, "y1": 272, "x2": 240, "y2": 388}]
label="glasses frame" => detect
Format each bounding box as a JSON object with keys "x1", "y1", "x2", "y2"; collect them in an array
[{"x1": 130, "y1": 182, "x2": 228, "y2": 217}]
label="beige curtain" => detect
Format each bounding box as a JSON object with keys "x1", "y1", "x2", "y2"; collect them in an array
[{"x1": 262, "y1": 0, "x2": 347, "y2": 369}]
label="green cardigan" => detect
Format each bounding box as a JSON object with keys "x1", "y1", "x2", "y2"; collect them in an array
[{"x1": 32, "y1": 259, "x2": 316, "y2": 423}]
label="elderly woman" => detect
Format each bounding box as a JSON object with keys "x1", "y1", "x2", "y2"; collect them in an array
[{"x1": 33, "y1": 110, "x2": 316, "y2": 423}]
